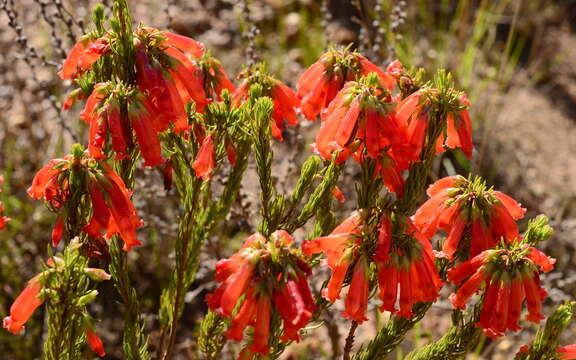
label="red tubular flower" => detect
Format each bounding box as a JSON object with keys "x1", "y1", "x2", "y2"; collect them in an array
[
  {"x1": 342, "y1": 257, "x2": 370, "y2": 323},
  {"x1": 248, "y1": 295, "x2": 271, "y2": 355},
  {"x1": 297, "y1": 48, "x2": 395, "y2": 121},
  {"x1": 273, "y1": 273, "x2": 316, "y2": 341},
  {"x1": 558, "y1": 345, "x2": 576, "y2": 360},
  {"x1": 85, "y1": 329, "x2": 106, "y2": 357},
  {"x1": 448, "y1": 244, "x2": 554, "y2": 338},
  {"x1": 375, "y1": 216, "x2": 442, "y2": 318},
  {"x1": 225, "y1": 290, "x2": 257, "y2": 341},
  {"x1": 193, "y1": 134, "x2": 216, "y2": 180},
  {"x1": 206, "y1": 230, "x2": 315, "y2": 355},
  {"x1": 58, "y1": 36, "x2": 109, "y2": 80},
  {"x1": 302, "y1": 211, "x2": 364, "y2": 302},
  {"x1": 414, "y1": 175, "x2": 526, "y2": 259},
  {"x1": 51, "y1": 218, "x2": 65, "y2": 247},
  {"x1": 232, "y1": 67, "x2": 300, "y2": 140},
  {"x1": 2, "y1": 278, "x2": 43, "y2": 334},
  {"x1": 128, "y1": 98, "x2": 165, "y2": 167}
]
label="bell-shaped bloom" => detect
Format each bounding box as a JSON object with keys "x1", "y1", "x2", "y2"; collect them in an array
[
  {"x1": 85, "y1": 329, "x2": 106, "y2": 357},
  {"x1": 396, "y1": 89, "x2": 473, "y2": 161},
  {"x1": 341, "y1": 257, "x2": 370, "y2": 323},
  {"x1": 558, "y1": 345, "x2": 576, "y2": 360},
  {"x1": 248, "y1": 295, "x2": 271, "y2": 355},
  {"x1": 272, "y1": 273, "x2": 316, "y2": 342},
  {"x1": 51, "y1": 218, "x2": 65, "y2": 247},
  {"x1": 58, "y1": 36, "x2": 110, "y2": 80},
  {"x1": 375, "y1": 216, "x2": 442, "y2": 318},
  {"x1": 414, "y1": 175, "x2": 526, "y2": 259},
  {"x1": 302, "y1": 211, "x2": 364, "y2": 302},
  {"x1": 232, "y1": 68, "x2": 300, "y2": 140},
  {"x1": 206, "y1": 230, "x2": 315, "y2": 356},
  {"x1": 297, "y1": 48, "x2": 395, "y2": 121},
  {"x1": 193, "y1": 134, "x2": 216, "y2": 180},
  {"x1": 2, "y1": 278, "x2": 43, "y2": 334},
  {"x1": 447, "y1": 245, "x2": 554, "y2": 338},
  {"x1": 128, "y1": 95, "x2": 165, "y2": 167}
]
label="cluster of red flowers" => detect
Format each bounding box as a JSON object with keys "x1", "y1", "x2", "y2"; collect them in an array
[
  {"x1": 302, "y1": 210, "x2": 442, "y2": 321},
  {"x1": 0, "y1": 176, "x2": 9, "y2": 230},
  {"x1": 296, "y1": 47, "x2": 394, "y2": 121},
  {"x1": 62, "y1": 27, "x2": 236, "y2": 172},
  {"x1": 27, "y1": 149, "x2": 142, "y2": 251},
  {"x1": 299, "y1": 49, "x2": 473, "y2": 196},
  {"x1": 206, "y1": 230, "x2": 315, "y2": 356},
  {"x1": 414, "y1": 175, "x2": 526, "y2": 259},
  {"x1": 374, "y1": 215, "x2": 443, "y2": 318},
  {"x1": 448, "y1": 245, "x2": 555, "y2": 338}
]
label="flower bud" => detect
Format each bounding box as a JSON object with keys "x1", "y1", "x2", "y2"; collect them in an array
[
  {"x1": 77, "y1": 290, "x2": 99, "y2": 306},
  {"x1": 84, "y1": 268, "x2": 112, "y2": 282}
]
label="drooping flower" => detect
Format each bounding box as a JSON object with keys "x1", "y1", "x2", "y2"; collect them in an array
[
  {"x1": 297, "y1": 48, "x2": 395, "y2": 121},
  {"x1": 413, "y1": 175, "x2": 526, "y2": 259},
  {"x1": 206, "y1": 230, "x2": 315, "y2": 356},
  {"x1": 395, "y1": 89, "x2": 473, "y2": 161},
  {"x1": 232, "y1": 65, "x2": 300, "y2": 140},
  {"x1": 447, "y1": 244, "x2": 554, "y2": 338},
  {"x1": 27, "y1": 147, "x2": 142, "y2": 251},
  {"x1": 312, "y1": 74, "x2": 408, "y2": 194},
  {"x1": 302, "y1": 211, "x2": 364, "y2": 304},
  {"x1": 192, "y1": 133, "x2": 215, "y2": 180},
  {"x1": 375, "y1": 215, "x2": 443, "y2": 318},
  {"x1": 85, "y1": 329, "x2": 106, "y2": 357},
  {"x1": 58, "y1": 36, "x2": 110, "y2": 80},
  {"x1": 2, "y1": 277, "x2": 43, "y2": 334}
]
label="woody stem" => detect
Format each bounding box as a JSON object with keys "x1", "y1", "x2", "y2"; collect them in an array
[{"x1": 343, "y1": 321, "x2": 359, "y2": 360}]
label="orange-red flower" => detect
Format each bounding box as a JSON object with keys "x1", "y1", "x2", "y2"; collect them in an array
[
  {"x1": 85, "y1": 329, "x2": 106, "y2": 357},
  {"x1": 395, "y1": 89, "x2": 473, "y2": 161},
  {"x1": 302, "y1": 211, "x2": 364, "y2": 304},
  {"x1": 414, "y1": 176, "x2": 526, "y2": 259},
  {"x1": 58, "y1": 36, "x2": 110, "y2": 80},
  {"x1": 206, "y1": 230, "x2": 315, "y2": 356},
  {"x1": 375, "y1": 215, "x2": 443, "y2": 318},
  {"x1": 28, "y1": 150, "x2": 142, "y2": 251},
  {"x1": 2, "y1": 278, "x2": 43, "y2": 334},
  {"x1": 297, "y1": 48, "x2": 395, "y2": 121},
  {"x1": 558, "y1": 345, "x2": 576, "y2": 360},
  {"x1": 232, "y1": 66, "x2": 300, "y2": 140},
  {"x1": 447, "y1": 245, "x2": 554, "y2": 338},
  {"x1": 193, "y1": 134, "x2": 216, "y2": 180}
]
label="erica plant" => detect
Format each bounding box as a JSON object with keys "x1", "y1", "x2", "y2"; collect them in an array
[{"x1": 1, "y1": 1, "x2": 574, "y2": 360}]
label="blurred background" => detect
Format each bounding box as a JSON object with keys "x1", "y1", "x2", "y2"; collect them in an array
[{"x1": 0, "y1": 0, "x2": 575, "y2": 359}]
